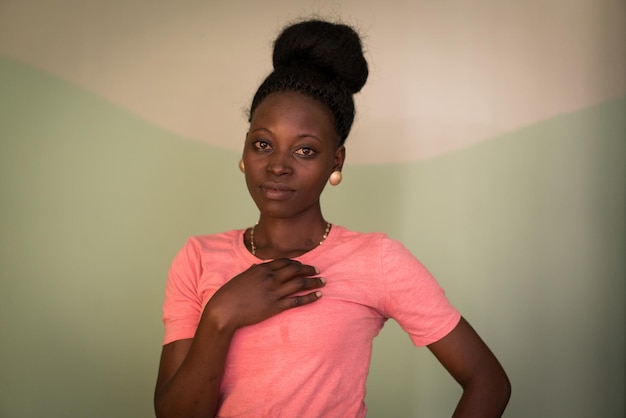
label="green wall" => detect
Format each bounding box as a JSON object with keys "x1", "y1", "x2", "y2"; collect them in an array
[{"x1": 1, "y1": 56, "x2": 624, "y2": 417}]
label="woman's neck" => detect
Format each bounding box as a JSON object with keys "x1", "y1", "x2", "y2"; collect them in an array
[{"x1": 248, "y1": 215, "x2": 331, "y2": 259}]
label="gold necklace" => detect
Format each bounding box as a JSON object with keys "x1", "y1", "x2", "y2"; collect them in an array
[{"x1": 249, "y1": 222, "x2": 332, "y2": 256}]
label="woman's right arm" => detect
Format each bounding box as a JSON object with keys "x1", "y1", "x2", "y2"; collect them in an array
[
  {"x1": 154, "y1": 311, "x2": 235, "y2": 418},
  {"x1": 154, "y1": 259, "x2": 324, "y2": 418}
]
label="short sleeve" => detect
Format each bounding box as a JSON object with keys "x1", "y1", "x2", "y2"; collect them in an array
[
  {"x1": 380, "y1": 238, "x2": 461, "y2": 346},
  {"x1": 161, "y1": 238, "x2": 204, "y2": 345}
]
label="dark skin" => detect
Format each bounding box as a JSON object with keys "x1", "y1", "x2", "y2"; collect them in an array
[{"x1": 154, "y1": 92, "x2": 511, "y2": 418}]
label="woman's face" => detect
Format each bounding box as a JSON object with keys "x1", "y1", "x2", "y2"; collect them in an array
[{"x1": 243, "y1": 91, "x2": 344, "y2": 220}]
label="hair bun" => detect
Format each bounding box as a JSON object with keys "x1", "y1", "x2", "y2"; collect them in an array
[{"x1": 272, "y1": 20, "x2": 368, "y2": 94}]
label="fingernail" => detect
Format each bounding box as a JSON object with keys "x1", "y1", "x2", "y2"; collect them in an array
[
  {"x1": 319, "y1": 277, "x2": 326, "y2": 284},
  {"x1": 314, "y1": 267, "x2": 320, "y2": 274},
  {"x1": 315, "y1": 291, "x2": 323, "y2": 298}
]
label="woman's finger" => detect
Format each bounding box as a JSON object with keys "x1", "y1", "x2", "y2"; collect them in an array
[
  {"x1": 261, "y1": 259, "x2": 318, "y2": 282},
  {"x1": 275, "y1": 276, "x2": 326, "y2": 299},
  {"x1": 277, "y1": 291, "x2": 323, "y2": 311}
]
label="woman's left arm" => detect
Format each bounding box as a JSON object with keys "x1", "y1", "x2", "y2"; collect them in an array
[{"x1": 428, "y1": 317, "x2": 511, "y2": 418}]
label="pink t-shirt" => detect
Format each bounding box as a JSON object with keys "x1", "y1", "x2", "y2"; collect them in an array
[{"x1": 162, "y1": 225, "x2": 460, "y2": 418}]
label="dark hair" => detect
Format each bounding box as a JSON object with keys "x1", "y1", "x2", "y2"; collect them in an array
[{"x1": 249, "y1": 19, "x2": 369, "y2": 145}]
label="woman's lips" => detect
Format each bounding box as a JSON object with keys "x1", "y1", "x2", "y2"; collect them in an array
[{"x1": 260, "y1": 182, "x2": 295, "y2": 200}]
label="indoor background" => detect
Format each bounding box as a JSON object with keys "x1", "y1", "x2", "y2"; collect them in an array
[{"x1": 0, "y1": 0, "x2": 624, "y2": 417}]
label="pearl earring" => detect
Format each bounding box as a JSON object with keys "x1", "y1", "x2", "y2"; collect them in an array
[
  {"x1": 329, "y1": 170, "x2": 342, "y2": 186},
  {"x1": 239, "y1": 159, "x2": 245, "y2": 173}
]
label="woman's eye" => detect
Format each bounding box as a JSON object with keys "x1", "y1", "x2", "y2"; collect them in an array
[
  {"x1": 294, "y1": 147, "x2": 316, "y2": 157},
  {"x1": 253, "y1": 140, "x2": 271, "y2": 151}
]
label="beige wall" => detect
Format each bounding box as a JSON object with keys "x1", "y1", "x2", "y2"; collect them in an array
[{"x1": 1, "y1": 0, "x2": 624, "y2": 163}]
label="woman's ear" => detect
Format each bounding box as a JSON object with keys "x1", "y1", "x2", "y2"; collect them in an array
[
  {"x1": 333, "y1": 145, "x2": 346, "y2": 172},
  {"x1": 328, "y1": 145, "x2": 346, "y2": 186}
]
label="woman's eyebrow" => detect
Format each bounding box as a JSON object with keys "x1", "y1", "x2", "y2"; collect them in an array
[
  {"x1": 248, "y1": 128, "x2": 323, "y2": 143},
  {"x1": 296, "y1": 133, "x2": 322, "y2": 142},
  {"x1": 248, "y1": 127, "x2": 273, "y2": 135}
]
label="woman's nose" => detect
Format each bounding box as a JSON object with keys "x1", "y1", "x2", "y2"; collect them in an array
[{"x1": 267, "y1": 150, "x2": 292, "y2": 176}]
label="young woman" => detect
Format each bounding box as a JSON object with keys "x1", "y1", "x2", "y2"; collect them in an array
[{"x1": 154, "y1": 19, "x2": 510, "y2": 418}]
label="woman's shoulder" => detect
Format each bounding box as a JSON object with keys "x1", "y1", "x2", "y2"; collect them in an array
[
  {"x1": 190, "y1": 228, "x2": 242, "y2": 241},
  {"x1": 331, "y1": 224, "x2": 394, "y2": 245},
  {"x1": 179, "y1": 229, "x2": 245, "y2": 254},
  {"x1": 328, "y1": 225, "x2": 394, "y2": 254},
  {"x1": 329, "y1": 225, "x2": 418, "y2": 261}
]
